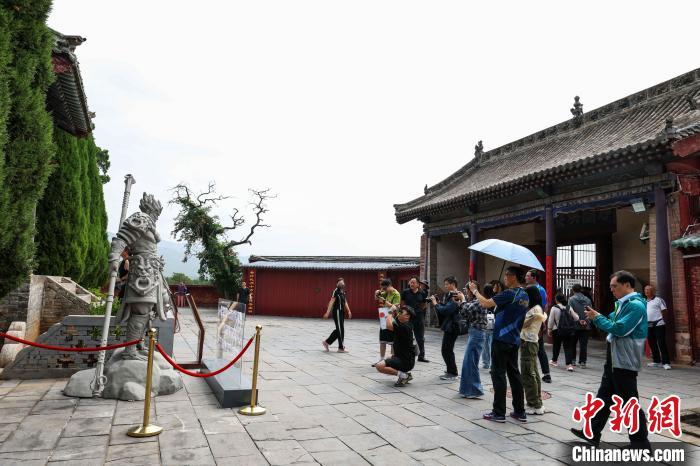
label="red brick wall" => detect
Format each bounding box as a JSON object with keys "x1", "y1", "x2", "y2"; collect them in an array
[
  {"x1": 649, "y1": 195, "x2": 692, "y2": 362},
  {"x1": 687, "y1": 258, "x2": 700, "y2": 361}
]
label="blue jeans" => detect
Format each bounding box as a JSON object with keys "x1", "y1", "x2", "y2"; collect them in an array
[
  {"x1": 481, "y1": 330, "x2": 493, "y2": 368},
  {"x1": 459, "y1": 327, "x2": 486, "y2": 397}
]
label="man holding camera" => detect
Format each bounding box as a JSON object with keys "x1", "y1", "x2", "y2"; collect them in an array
[
  {"x1": 430, "y1": 276, "x2": 462, "y2": 381},
  {"x1": 374, "y1": 305, "x2": 417, "y2": 387},
  {"x1": 401, "y1": 276, "x2": 429, "y2": 363},
  {"x1": 571, "y1": 270, "x2": 650, "y2": 450}
]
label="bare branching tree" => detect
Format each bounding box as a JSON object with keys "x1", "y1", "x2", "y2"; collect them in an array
[{"x1": 169, "y1": 183, "x2": 275, "y2": 296}]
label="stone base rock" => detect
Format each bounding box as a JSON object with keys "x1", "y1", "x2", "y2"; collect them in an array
[{"x1": 63, "y1": 348, "x2": 183, "y2": 401}]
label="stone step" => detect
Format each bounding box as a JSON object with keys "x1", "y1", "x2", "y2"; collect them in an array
[{"x1": 45, "y1": 276, "x2": 94, "y2": 305}]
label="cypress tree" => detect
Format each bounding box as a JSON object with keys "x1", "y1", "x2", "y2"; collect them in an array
[
  {"x1": 35, "y1": 131, "x2": 110, "y2": 288},
  {"x1": 35, "y1": 129, "x2": 85, "y2": 281},
  {"x1": 0, "y1": 6, "x2": 11, "y2": 234},
  {"x1": 0, "y1": 0, "x2": 56, "y2": 298},
  {"x1": 81, "y1": 136, "x2": 109, "y2": 287}
]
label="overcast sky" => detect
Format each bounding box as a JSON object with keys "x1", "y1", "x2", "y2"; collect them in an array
[{"x1": 48, "y1": 1, "x2": 699, "y2": 272}]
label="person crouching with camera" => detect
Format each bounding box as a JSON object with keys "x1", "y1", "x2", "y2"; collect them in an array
[{"x1": 374, "y1": 305, "x2": 418, "y2": 387}]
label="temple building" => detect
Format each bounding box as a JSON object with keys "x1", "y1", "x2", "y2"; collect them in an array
[
  {"x1": 48, "y1": 29, "x2": 94, "y2": 137},
  {"x1": 394, "y1": 68, "x2": 700, "y2": 363}
]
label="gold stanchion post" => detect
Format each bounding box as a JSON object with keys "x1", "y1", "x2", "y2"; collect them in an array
[
  {"x1": 127, "y1": 328, "x2": 163, "y2": 437},
  {"x1": 239, "y1": 325, "x2": 266, "y2": 416}
]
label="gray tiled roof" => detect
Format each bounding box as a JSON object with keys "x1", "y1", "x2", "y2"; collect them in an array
[
  {"x1": 47, "y1": 30, "x2": 93, "y2": 137},
  {"x1": 395, "y1": 68, "x2": 700, "y2": 224},
  {"x1": 244, "y1": 255, "x2": 419, "y2": 271}
]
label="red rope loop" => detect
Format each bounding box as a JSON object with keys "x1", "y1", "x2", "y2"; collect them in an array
[
  {"x1": 156, "y1": 335, "x2": 255, "y2": 378},
  {"x1": 0, "y1": 332, "x2": 141, "y2": 352}
]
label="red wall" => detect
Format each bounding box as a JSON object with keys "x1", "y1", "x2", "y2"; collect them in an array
[
  {"x1": 246, "y1": 268, "x2": 419, "y2": 319},
  {"x1": 169, "y1": 284, "x2": 220, "y2": 308}
]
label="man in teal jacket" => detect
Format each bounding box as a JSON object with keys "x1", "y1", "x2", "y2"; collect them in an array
[{"x1": 571, "y1": 270, "x2": 650, "y2": 450}]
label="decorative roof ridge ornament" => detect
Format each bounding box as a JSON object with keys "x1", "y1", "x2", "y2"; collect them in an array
[
  {"x1": 662, "y1": 117, "x2": 678, "y2": 138},
  {"x1": 474, "y1": 140, "x2": 484, "y2": 164},
  {"x1": 686, "y1": 93, "x2": 699, "y2": 111},
  {"x1": 570, "y1": 96, "x2": 584, "y2": 126}
]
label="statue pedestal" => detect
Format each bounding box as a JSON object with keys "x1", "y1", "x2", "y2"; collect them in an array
[
  {"x1": 201, "y1": 358, "x2": 255, "y2": 408},
  {"x1": 63, "y1": 348, "x2": 183, "y2": 401}
]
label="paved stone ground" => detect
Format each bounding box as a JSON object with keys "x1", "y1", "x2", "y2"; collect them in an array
[{"x1": 1, "y1": 307, "x2": 700, "y2": 465}]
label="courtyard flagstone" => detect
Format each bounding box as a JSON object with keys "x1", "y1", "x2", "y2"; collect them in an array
[{"x1": 1, "y1": 309, "x2": 700, "y2": 464}]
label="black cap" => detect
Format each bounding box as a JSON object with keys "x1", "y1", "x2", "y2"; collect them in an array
[{"x1": 418, "y1": 279, "x2": 430, "y2": 288}]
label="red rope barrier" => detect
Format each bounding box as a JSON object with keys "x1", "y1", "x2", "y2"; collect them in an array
[
  {"x1": 0, "y1": 332, "x2": 141, "y2": 352},
  {"x1": 156, "y1": 335, "x2": 255, "y2": 378}
]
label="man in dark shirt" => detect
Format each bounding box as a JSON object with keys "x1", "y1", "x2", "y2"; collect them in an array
[
  {"x1": 469, "y1": 266, "x2": 529, "y2": 423},
  {"x1": 374, "y1": 305, "x2": 417, "y2": 386},
  {"x1": 401, "y1": 276, "x2": 429, "y2": 362},
  {"x1": 236, "y1": 281, "x2": 250, "y2": 313}
]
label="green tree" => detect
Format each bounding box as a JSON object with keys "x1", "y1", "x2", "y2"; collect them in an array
[
  {"x1": 170, "y1": 183, "x2": 273, "y2": 298},
  {"x1": 35, "y1": 130, "x2": 109, "y2": 287},
  {"x1": 95, "y1": 147, "x2": 110, "y2": 184},
  {"x1": 80, "y1": 136, "x2": 109, "y2": 286},
  {"x1": 0, "y1": 0, "x2": 56, "y2": 298},
  {"x1": 167, "y1": 272, "x2": 193, "y2": 285}
]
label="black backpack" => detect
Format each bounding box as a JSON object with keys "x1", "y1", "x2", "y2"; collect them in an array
[{"x1": 557, "y1": 304, "x2": 577, "y2": 337}]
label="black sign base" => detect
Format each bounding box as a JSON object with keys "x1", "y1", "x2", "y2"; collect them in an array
[{"x1": 201, "y1": 358, "x2": 256, "y2": 408}]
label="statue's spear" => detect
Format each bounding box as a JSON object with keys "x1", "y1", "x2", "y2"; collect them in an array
[{"x1": 91, "y1": 174, "x2": 136, "y2": 396}]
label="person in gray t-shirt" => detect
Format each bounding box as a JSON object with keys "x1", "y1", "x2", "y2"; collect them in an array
[{"x1": 567, "y1": 284, "x2": 592, "y2": 367}]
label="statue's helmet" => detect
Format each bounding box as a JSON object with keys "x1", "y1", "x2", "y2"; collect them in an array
[{"x1": 139, "y1": 193, "x2": 163, "y2": 218}]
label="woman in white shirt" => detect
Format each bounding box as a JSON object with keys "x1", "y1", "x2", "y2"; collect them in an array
[{"x1": 644, "y1": 284, "x2": 671, "y2": 370}]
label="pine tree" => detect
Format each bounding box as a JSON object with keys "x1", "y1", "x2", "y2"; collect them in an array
[{"x1": 0, "y1": 0, "x2": 56, "y2": 298}]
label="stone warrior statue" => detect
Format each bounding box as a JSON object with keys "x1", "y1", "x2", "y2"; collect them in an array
[{"x1": 108, "y1": 193, "x2": 171, "y2": 360}]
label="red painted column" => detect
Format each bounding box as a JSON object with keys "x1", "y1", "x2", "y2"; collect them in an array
[
  {"x1": 545, "y1": 206, "x2": 555, "y2": 304},
  {"x1": 247, "y1": 268, "x2": 256, "y2": 315},
  {"x1": 469, "y1": 224, "x2": 478, "y2": 280}
]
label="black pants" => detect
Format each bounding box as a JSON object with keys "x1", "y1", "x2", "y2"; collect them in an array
[
  {"x1": 648, "y1": 324, "x2": 670, "y2": 365},
  {"x1": 414, "y1": 310, "x2": 426, "y2": 359},
  {"x1": 552, "y1": 330, "x2": 577, "y2": 365},
  {"x1": 590, "y1": 345, "x2": 649, "y2": 446},
  {"x1": 575, "y1": 329, "x2": 589, "y2": 364},
  {"x1": 441, "y1": 331, "x2": 458, "y2": 375},
  {"x1": 490, "y1": 340, "x2": 525, "y2": 416},
  {"x1": 561, "y1": 332, "x2": 577, "y2": 365},
  {"x1": 552, "y1": 329, "x2": 562, "y2": 361},
  {"x1": 538, "y1": 336, "x2": 550, "y2": 375},
  {"x1": 325, "y1": 308, "x2": 345, "y2": 349}
]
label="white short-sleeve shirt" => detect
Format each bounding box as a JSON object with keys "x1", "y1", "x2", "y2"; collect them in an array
[{"x1": 646, "y1": 296, "x2": 667, "y2": 325}]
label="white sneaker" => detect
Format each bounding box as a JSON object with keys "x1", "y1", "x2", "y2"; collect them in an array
[
  {"x1": 526, "y1": 406, "x2": 547, "y2": 415},
  {"x1": 647, "y1": 362, "x2": 660, "y2": 368},
  {"x1": 439, "y1": 374, "x2": 457, "y2": 381},
  {"x1": 567, "y1": 365, "x2": 574, "y2": 372},
  {"x1": 663, "y1": 364, "x2": 672, "y2": 370},
  {"x1": 321, "y1": 340, "x2": 329, "y2": 352}
]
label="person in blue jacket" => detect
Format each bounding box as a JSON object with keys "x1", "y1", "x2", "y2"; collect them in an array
[{"x1": 571, "y1": 270, "x2": 651, "y2": 451}]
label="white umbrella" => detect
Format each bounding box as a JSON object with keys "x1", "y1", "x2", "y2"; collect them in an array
[{"x1": 468, "y1": 239, "x2": 544, "y2": 271}]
